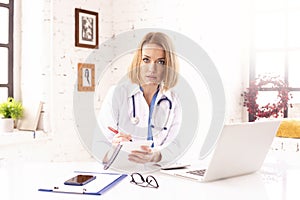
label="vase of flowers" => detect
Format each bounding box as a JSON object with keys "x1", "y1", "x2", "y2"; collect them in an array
[{"x1": 0, "y1": 97, "x2": 24, "y2": 132}]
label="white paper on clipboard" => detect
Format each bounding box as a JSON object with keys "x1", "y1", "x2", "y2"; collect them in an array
[
  {"x1": 120, "y1": 140, "x2": 153, "y2": 153},
  {"x1": 38, "y1": 171, "x2": 127, "y2": 195}
]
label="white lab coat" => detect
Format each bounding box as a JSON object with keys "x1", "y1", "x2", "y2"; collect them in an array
[{"x1": 97, "y1": 80, "x2": 182, "y2": 165}]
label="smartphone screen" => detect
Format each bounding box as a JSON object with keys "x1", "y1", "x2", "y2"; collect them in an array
[{"x1": 64, "y1": 175, "x2": 96, "y2": 186}]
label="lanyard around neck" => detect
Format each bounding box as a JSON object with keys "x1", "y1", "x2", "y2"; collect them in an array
[{"x1": 147, "y1": 89, "x2": 159, "y2": 147}]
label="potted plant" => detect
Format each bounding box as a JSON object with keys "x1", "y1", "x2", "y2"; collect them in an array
[{"x1": 0, "y1": 97, "x2": 24, "y2": 132}]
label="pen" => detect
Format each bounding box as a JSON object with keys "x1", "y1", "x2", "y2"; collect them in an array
[
  {"x1": 108, "y1": 126, "x2": 119, "y2": 134},
  {"x1": 108, "y1": 126, "x2": 132, "y2": 141},
  {"x1": 38, "y1": 189, "x2": 53, "y2": 192}
]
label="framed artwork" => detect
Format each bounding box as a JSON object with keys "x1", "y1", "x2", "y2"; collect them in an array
[
  {"x1": 78, "y1": 63, "x2": 95, "y2": 92},
  {"x1": 75, "y1": 8, "x2": 99, "y2": 49}
]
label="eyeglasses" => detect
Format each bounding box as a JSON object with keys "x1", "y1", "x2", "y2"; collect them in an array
[{"x1": 130, "y1": 173, "x2": 159, "y2": 188}]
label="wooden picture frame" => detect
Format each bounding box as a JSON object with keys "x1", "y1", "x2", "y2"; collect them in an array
[
  {"x1": 78, "y1": 63, "x2": 95, "y2": 92},
  {"x1": 75, "y1": 8, "x2": 99, "y2": 49}
]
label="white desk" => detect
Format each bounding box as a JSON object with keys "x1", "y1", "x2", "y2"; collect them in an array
[{"x1": 1, "y1": 150, "x2": 300, "y2": 200}]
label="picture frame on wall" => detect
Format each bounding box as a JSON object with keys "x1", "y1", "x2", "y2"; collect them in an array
[
  {"x1": 75, "y1": 8, "x2": 99, "y2": 49},
  {"x1": 78, "y1": 63, "x2": 95, "y2": 92}
]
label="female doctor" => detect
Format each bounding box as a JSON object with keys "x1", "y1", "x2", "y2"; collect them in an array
[{"x1": 98, "y1": 32, "x2": 182, "y2": 165}]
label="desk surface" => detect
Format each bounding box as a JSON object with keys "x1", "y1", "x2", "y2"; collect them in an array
[{"x1": 1, "y1": 150, "x2": 300, "y2": 200}]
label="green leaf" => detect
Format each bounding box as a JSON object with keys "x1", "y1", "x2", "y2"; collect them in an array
[{"x1": 0, "y1": 97, "x2": 24, "y2": 119}]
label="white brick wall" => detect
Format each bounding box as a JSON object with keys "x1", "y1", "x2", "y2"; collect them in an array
[{"x1": 3, "y1": 0, "x2": 252, "y2": 162}]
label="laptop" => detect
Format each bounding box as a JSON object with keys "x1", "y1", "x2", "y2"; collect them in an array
[{"x1": 161, "y1": 120, "x2": 281, "y2": 182}]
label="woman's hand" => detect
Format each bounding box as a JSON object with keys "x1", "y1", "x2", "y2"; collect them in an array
[
  {"x1": 112, "y1": 132, "x2": 132, "y2": 146},
  {"x1": 128, "y1": 146, "x2": 161, "y2": 164}
]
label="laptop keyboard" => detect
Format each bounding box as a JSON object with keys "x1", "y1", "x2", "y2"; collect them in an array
[{"x1": 186, "y1": 169, "x2": 206, "y2": 176}]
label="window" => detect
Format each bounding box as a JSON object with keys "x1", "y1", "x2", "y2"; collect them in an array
[
  {"x1": 0, "y1": 0, "x2": 13, "y2": 102},
  {"x1": 250, "y1": 0, "x2": 300, "y2": 121}
]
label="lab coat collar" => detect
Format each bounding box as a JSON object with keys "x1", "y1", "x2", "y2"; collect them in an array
[
  {"x1": 127, "y1": 83, "x2": 142, "y2": 97},
  {"x1": 158, "y1": 89, "x2": 173, "y2": 101}
]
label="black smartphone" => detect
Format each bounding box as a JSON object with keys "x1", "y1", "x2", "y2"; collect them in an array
[{"x1": 64, "y1": 175, "x2": 96, "y2": 186}]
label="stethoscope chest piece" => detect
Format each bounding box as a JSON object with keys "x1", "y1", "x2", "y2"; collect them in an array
[{"x1": 130, "y1": 117, "x2": 139, "y2": 124}]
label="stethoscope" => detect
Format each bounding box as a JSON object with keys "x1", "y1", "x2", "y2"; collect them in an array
[{"x1": 130, "y1": 95, "x2": 172, "y2": 131}]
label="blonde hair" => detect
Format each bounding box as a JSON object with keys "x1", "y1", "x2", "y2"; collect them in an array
[{"x1": 128, "y1": 32, "x2": 179, "y2": 91}]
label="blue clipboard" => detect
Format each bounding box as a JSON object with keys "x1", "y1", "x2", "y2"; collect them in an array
[{"x1": 38, "y1": 171, "x2": 127, "y2": 195}]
